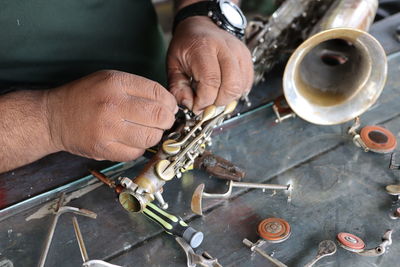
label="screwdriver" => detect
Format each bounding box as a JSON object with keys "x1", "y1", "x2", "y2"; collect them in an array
[
  {"x1": 143, "y1": 202, "x2": 204, "y2": 248},
  {"x1": 90, "y1": 170, "x2": 204, "y2": 248}
]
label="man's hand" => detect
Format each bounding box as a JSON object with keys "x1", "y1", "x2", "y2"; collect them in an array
[
  {"x1": 46, "y1": 70, "x2": 178, "y2": 162},
  {"x1": 167, "y1": 16, "x2": 253, "y2": 113}
]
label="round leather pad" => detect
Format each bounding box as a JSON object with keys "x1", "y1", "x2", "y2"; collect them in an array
[
  {"x1": 360, "y1": 125, "x2": 397, "y2": 153},
  {"x1": 258, "y1": 217, "x2": 291, "y2": 243},
  {"x1": 337, "y1": 232, "x2": 365, "y2": 251}
]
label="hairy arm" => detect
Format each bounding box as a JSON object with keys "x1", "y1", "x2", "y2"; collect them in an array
[
  {"x1": 0, "y1": 71, "x2": 177, "y2": 174},
  {"x1": 0, "y1": 90, "x2": 56, "y2": 173}
]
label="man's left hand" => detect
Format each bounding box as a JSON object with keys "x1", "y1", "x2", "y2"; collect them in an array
[{"x1": 167, "y1": 16, "x2": 254, "y2": 113}]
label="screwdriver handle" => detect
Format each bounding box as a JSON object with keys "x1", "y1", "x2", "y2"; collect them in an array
[
  {"x1": 143, "y1": 203, "x2": 203, "y2": 248},
  {"x1": 90, "y1": 170, "x2": 204, "y2": 248}
]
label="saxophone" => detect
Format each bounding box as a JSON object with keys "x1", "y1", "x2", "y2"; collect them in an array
[
  {"x1": 118, "y1": 101, "x2": 238, "y2": 213},
  {"x1": 245, "y1": 0, "x2": 335, "y2": 84}
]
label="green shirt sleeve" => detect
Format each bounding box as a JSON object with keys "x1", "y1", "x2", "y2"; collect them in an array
[{"x1": 0, "y1": 0, "x2": 167, "y2": 89}]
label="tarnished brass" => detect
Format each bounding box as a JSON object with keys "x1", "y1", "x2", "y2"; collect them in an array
[
  {"x1": 283, "y1": 0, "x2": 387, "y2": 125},
  {"x1": 118, "y1": 190, "x2": 154, "y2": 213},
  {"x1": 223, "y1": 101, "x2": 238, "y2": 114},
  {"x1": 117, "y1": 102, "x2": 237, "y2": 213},
  {"x1": 162, "y1": 139, "x2": 181, "y2": 155},
  {"x1": 202, "y1": 105, "x2": 217, "y2": 121},
  {"x1": 155, "y1": 159, "x2": 175, "y2": 181}
]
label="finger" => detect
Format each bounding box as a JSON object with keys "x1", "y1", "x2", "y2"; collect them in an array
[
  {"x1": 121, "y1": 96, "x2": 176, "y2": 130},
  {"x1": 190, "y1": 52, "x2": 221, "y2": 113},
  {"x1": 168, "y1": 64, "x2": 195, "y2": 109},
  {"x1": 102, "y1": 141, "x2": 145, "y2": 162},
  {"x1": 240, "y1": 49, "x2": 255, "y2": 94},
  {"x1": 115, "y1": 121, "x2": 164, "y2": 149},
  {"x1": 111, "y1": 72, "x2": 178, "y2": 113},
  {"x1": 215, "y1": 52, "x2": 244, "y2": 106}
]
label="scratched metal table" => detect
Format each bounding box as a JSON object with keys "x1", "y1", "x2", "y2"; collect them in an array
[{"x1": 2, "y1": 15, "x2": 400, "y2": 267}]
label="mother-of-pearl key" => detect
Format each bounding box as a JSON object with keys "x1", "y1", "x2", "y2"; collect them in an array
[
  {"x1": 304, "y1": 240, "x2": 337, "y2": 267},
  {"x1": 386, "y1": 184, "x2": 400, "y2": 195}
]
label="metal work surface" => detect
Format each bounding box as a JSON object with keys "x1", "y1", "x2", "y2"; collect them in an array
[
  {"x1": 1, "y1": 50, "x2": 400, "y2": 266},
  {"x1": 2, "y1": 16, "x2": 400, "y2": 267}
]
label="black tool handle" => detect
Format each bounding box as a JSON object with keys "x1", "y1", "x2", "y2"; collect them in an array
[{"x1": 143, "y1": 203, "x2": 204, "y2": 248}]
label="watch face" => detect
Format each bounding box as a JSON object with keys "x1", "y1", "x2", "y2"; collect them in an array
[{"x1": 218, "y1": 0, "x2": 246, "y2": 29}]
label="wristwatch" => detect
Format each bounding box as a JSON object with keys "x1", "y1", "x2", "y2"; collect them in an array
[{"x1": 173, "y1": 0, "x2": 247, "y2": 40}]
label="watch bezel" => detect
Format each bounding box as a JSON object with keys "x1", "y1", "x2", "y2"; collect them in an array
[
  {"x1": 172, "y1": 0, "x2": 247, "y2": 40},
  {"x1": 217, "y1": 0, "x2": 247, "y2": 30}
]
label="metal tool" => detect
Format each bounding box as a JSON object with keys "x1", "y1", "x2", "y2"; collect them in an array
[
  {"x1": 91, "y1": 170, "x2": 203, "y2": 248},
  {"x1": 336, "y1": 230, "x2": 393, "y2": 257},
  {"x1": 304, "y1": 240, "x2": 337, "y2": 267},
  {"x1": 89, "y1": 170, "x2": 124, "y2": 193},
  {"x1": 38, "y1": 193, "x2": 97, "y2": 267},
  {"x1": 243, "y1": 239, "x2": 287, "y2": 267},
  {"x1": 348, "y1": 117, "x2": 397, "y2": 153},
  {"x1": 193, "y1": 151, "x2": 245, "y2": 181},
  {"x1": 83, "y1": 260, "x2": 122, "y2": 267},
  {"x1": 72, "y1": 216, "x2": 122, "y2": 267},
  {"x1": 175, "y1": 237, "x2": 222, "y2": 267},
  {"x1": 72, "y1": 216, "x2": 89, "y2": 263},
  {"x1": 243, "y1": 218, "x2": 290, "y2": 267},
  {"x1": 191, "y1": 181, "x2": 291, "y2": 215},
  {"x1": 143, "y1": 203, "x2": 204, "y2": 248}
]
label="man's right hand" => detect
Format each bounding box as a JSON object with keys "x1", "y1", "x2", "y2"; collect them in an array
[{"x1": 46, "y1": 70, "x2": 178, "y2": 162}]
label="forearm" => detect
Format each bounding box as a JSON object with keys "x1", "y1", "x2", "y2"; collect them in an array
[
  {"x1": 0, "y1": 90, "x2": 57, "y2": 173},
  {"x1": 174, "y1": 0, "x2": 240, "y2": 12}
]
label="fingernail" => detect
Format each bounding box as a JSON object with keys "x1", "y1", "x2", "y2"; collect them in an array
[
  {"x1": 174, "y1": 105, "x2": 179, "y2": 114},
  {"x1": 182, "y1": 99, "x2": 193, "y2": 110}
]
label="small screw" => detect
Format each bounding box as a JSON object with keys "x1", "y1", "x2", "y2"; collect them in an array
[
  {"x1": 395, "y1": 25, "x2": 400, "y2": 43},
  {"x1": 389, "y1": 153, "x2": 400, "y2": 170},
  {"x1": 389, "y1": 208, "x2": 400, "y2": 220},
  {"x1": 394, "y1": 208, "x2": 400, "y2": 218}
]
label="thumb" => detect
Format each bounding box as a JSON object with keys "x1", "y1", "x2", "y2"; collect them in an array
[{"x1": 168, "y1": 66, "x2": 194, "y2": 110}]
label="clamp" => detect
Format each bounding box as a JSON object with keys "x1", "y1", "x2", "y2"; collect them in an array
[
  {"x1": 243, "y1": 218, "x2": 291, "y2": 267},
  {"x1": 175, "y1": 237, "x2": 222, "y2": 267}
]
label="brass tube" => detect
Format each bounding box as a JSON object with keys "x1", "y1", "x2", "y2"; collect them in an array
[
  {"x1": 283, "y1": 0, "x2": 387, "y2": 125},
  {"x1": 312, "y1": 0, "x2": 378, "y2": 33}
]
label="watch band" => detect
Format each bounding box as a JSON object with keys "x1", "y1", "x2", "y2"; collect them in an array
[{"x1": 173, "y1": 1, "x2": 214, "y2": 33}]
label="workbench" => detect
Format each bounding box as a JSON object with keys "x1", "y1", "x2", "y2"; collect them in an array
[{"x1": 1, "y1": 14, "x2": 400, "y2": 267}]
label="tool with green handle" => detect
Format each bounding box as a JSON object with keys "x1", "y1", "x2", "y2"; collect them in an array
[
  {"x1": 90, "y1": 170, "x2": 204, "y2": 248},
  {"x1": 143, "y1": 202, "x2": 204, "y2": 248}
]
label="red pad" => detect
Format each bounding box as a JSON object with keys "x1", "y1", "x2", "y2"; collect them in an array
[
  {"x1": 337, "y1": 232, "x2": 366, "y2": 251},
  {"x1": 258, "y1": 217, "x2": 291, "y2": 243},
  {"x1": 360, "y1": 126, "x2": 397, "y2": 153}
]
